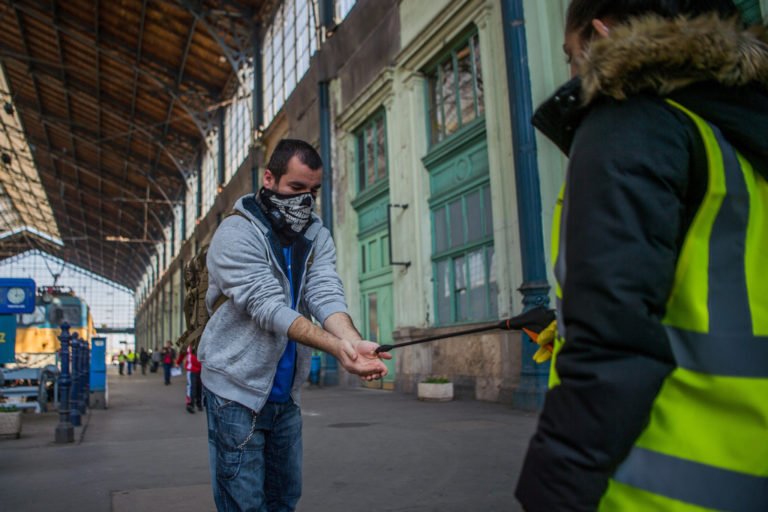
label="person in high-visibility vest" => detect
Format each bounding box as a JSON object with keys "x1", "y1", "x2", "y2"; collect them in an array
[
  {"x1": 126, "y1": 349, "x2": 135, "y2": 376},
  {"x1": 516, "y1": 1, "x2": 768, "y2": 510},
  {"x1": 117, "y1": 351, "x2": 126, "y2": 376}
]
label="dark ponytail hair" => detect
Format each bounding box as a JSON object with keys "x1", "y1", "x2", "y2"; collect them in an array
[{"x1": 566, "y1": 0, "x2": 740, "y2": 40}]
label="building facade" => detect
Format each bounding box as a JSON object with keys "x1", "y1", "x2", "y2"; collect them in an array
[{"x1": 134, "y1": 0, "x2": 766, "y2": 407}]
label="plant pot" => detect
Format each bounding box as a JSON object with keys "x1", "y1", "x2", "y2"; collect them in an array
[
  {"x1": 0, "y1": 411, "x2": 22, "y2": 439},
  {"x1": 418, "y1": 382, "x2": 454, "y2": 402}
]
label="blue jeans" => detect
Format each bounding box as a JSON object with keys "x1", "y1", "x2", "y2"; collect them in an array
[
  {"x1": 162, "y1": 362, "x2": 172, "y2": 383},
  {"x1": 203, "y1": 387, "x2": 302, "y2": 512}
]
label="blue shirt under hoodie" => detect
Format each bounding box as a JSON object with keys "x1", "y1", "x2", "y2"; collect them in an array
[{"x1": 268, "y1": 246, "x2": 296, "y2": 403}]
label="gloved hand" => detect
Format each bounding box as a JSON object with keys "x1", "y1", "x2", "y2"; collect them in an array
[{"x1": 531, "y1": 320, "x2": 557, "y2": 363}]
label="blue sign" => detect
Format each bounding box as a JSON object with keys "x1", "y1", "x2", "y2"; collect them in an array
[
  {"x1": 0, "y1": 278, "x2": 35, "y2": 314},
  {"x1": 0, "y1": 314, "x2": 17, "y2": 364},
  {"x1": 90, "y1": 337, "x2": 107, "y2": 392}
]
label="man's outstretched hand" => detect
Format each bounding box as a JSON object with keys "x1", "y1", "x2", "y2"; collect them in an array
[
  {"x1": 288, "y1": 314, "x2": 391, "y2": 381},
  {"x1": 338, "y1": 339, "x2": 392, "y2": 381}
]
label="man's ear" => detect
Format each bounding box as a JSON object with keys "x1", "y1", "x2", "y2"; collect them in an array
[
  {"x1": 263, "y1": 169, "x2": 275, "y2": 189},
  {"x1": 591, "y1": 18, "x2": 610, "y2": 38}
]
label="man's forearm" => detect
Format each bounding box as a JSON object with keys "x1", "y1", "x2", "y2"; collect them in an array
[
  {"x1": 286, "y1": 315, "x2": 345, "y2": 358},
  {"x1": 322, "y1": 312, "x2": 362, "y2": 344}
]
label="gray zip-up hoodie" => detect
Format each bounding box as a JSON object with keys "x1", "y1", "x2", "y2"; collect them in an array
[{"x1": 197, "y1": 194, "x2": 349, "y2": 412}]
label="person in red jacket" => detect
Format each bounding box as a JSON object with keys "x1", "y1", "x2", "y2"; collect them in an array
[{"x1": 176, "y1": 345, "x2": 202, "y2": 414}]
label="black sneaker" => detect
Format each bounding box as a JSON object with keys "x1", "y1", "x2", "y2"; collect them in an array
[{"x1": 186, "y1": 404, "x2": 195, "y2": 414}]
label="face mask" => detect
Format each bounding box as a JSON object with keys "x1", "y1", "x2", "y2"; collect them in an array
[{"x1": 260, "y1": 187, "x2": 315, "y2": 233}]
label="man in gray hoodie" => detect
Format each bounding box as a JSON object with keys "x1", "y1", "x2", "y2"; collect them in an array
[{"x1": 198, "y1": 139, "x2": 389, "y2": 511}]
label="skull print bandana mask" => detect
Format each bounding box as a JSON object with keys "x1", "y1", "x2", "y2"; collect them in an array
[{"x1": 259, "y1": 186, "x2": 315, "y2": 234}]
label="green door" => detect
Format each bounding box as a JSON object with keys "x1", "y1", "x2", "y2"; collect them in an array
[
  {"x1": 351, "y1": 118, "x2": 394, "y2": 389},
  {"x1": 361, "y1": 283, "x2": 395, "y2": 389}
]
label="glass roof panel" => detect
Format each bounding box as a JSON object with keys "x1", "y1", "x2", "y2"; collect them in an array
[{"x1": 0, "y1": 68, "x2": 61, "y2": 246}]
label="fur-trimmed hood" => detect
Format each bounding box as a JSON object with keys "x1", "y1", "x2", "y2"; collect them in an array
[
  {"x1": 533, "y1": 14, "x2": 768, "y2": 178},
  {"x1": 579, "y1": 14, "x2": 768, "y2": 104}
]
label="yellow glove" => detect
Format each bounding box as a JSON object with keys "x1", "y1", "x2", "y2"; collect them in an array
[{"x1": 532, "y1": 320, "x2": 557, "y2": 364}]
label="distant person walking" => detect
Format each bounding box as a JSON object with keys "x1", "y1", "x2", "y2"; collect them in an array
[
  {"x1": 160, "y1": 342, "x2": 175, "y2": 385},
  {"x1": 126, "y1": 350, "x2": 135, "y2": 376},
  {"x1": 176, "y1": 345, "x2": 202, "y2": 413},
  {"x1": 117, "y1": 351, "x2": 126, "y2": 376},
  {"x1": 151, "y1": 346, "x2": 161, "y2": 373},
  {"x1": 139, "y1": 347, "x2": 150, "y2": 375}
]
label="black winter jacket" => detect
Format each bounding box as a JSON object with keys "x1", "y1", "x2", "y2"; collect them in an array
[{"x1": 516, "y1": 14, "x2": 768, "y2": 512}]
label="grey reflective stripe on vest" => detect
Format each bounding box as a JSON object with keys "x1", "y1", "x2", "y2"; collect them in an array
[
  {"x1": 610, "y1": 105, "x2": 768, "y2": 508},
  {"x1": 666, "y1": 326, "x2": 768, "y2": 377},
  {"x1": 663, "y1": 121, "x2": 764, "y2": 377},
  {"x1": 706, "y1": 123, "x2": 753, "y2": 334},
  {"x1": 614, "y1": 447, "x2": 768, "y2": 512}
]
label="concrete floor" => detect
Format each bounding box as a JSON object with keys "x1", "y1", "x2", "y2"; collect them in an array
[{"x1": 0, "y1": 366, "x2": 538, "y2": 511}]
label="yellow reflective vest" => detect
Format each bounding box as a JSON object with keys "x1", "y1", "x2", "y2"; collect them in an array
[{"x1": 551, "y1": 100, "x2": 768, "y2": 510}]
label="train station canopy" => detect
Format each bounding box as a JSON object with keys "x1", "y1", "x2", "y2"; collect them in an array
[{"x1": 0, "y1": 0, "x2": 275, "y2": 289}]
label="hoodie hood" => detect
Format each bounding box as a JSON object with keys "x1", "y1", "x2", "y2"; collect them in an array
[{"x1": 534, "y1": 14, "x2": 768, "y2": 179}]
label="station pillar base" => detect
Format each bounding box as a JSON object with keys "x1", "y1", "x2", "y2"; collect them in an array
[
  {"x1": 55, "y1": 423, "x2": 74, "y2": 444},
  {"x1": 90, "y1": 391, "x2": 108, "y2": 409}
]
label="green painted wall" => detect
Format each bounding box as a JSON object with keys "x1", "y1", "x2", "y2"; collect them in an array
[{"x1": 736, "y1": 0, "x2": 763, "y2": 24}]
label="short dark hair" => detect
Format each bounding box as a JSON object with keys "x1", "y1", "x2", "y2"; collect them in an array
[
  {"x1": 266, "y1": 139, "x2": 323, "y2": 182},
  {"x1": 566, "y1": 0, "x2": 739, "y2": 40}
]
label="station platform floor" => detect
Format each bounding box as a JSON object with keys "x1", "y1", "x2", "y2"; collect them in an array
[{"x1": 0, "y1": 365, "x2": 538, "y2": 511}]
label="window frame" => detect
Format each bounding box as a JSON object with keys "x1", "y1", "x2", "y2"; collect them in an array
[
  {"x1": 424, "y1": 29, "x2": 484, "y2": 148},
  {"x1": 262, "y1": 0, "x2": 319, "y2": 127},
  {"x1": 49, "y1": 303, "x2": 83, "y2": 327},
  {"x1": 354, "y1": 109, "x2": 389, "y2": 194},
  {"x1": 184, "y1": 172, "x2": 198, "y2": 240},
  {"x1": 431, "y1": 181, "x2": 496, "y2": 325},
  {"x1": 201, "y1": 140, "x2": 217, "y2": 215},
  {"x1": 224, "y1": 76, "x2": 253, "y2": 183},
  {"x1": 336, "y1": 0, "x2": 357, "y2": 21}
]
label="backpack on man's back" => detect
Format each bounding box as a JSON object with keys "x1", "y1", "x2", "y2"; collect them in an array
[{"x1": 175, "y1": 211, "x2": 246, "y2": 355}]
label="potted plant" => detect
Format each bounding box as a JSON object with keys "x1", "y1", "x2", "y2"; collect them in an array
[
  {"x1": 0, "y1": 405, "x2": 22, "y2": 439},
  {"x1": 417, "y1": 376, "x2": 454, "y2": 402}
]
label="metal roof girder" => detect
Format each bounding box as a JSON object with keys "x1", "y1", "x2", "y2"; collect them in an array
[
  {"x1": 10, "y1": 0, "x2": 225, "y2": 145},
  {"x1": 175, "y1": 0, "x2": 257, "y2": 90}
]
